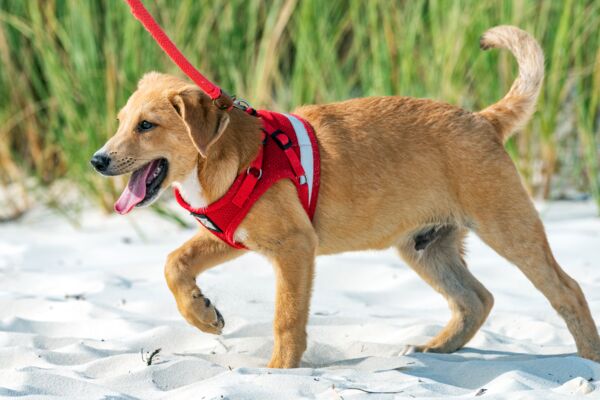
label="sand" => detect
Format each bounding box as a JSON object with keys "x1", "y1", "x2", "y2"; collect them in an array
[{"x1": 1, "y1": 201, "x2": 599, "y2": 399}]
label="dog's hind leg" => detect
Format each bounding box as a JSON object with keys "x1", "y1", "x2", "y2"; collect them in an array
[
  {"x1": 164, "y1": 231, "x2": 244, "y2": 335},
  {"x1": 467, "y1": 178, "x2": 600, "y2": 362},
  {"x1": 396, "y1": 225, "x2": 494, "y2": 354}
]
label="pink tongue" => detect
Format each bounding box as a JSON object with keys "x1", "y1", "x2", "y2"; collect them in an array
[{"x1": 114, "y1": 161, "x2": 158, "y2": 215}]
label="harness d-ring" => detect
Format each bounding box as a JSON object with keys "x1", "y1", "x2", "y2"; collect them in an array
[{"x1": 246, "y1": 166, "x2": 263, "y2": 180}]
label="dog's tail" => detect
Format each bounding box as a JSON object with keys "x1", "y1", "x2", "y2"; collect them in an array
[{"x1": 477, "y1": 26, "x2": 544, "y2": 142}]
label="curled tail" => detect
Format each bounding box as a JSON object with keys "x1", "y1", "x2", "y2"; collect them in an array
[{"x1": 478, "y1": 26, "x2": 544, "y2": 142}]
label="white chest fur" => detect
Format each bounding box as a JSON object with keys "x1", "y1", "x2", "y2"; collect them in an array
[{"x1": 172, "y1": 168, "x2": 208, "y2": 209}]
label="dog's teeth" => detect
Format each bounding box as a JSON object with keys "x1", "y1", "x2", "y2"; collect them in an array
[{"x1": 146, "y1": 165, "x2": 163, "y2": 185}]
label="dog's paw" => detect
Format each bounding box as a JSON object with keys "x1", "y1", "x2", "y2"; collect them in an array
[
  {"x1": 267, "y1": 355, "x2": 301, "y2": 369},
  {"x1": 179, "y1": 289, "x2": 225, "y2": 335},
  {"x1": 400, "y1": 343, "x2": 460, "y2": 355}
]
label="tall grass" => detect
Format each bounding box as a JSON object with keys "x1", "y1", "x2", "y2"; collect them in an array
[{"x1": 0, "y1": 0, "x2": 599, "y2": 216}]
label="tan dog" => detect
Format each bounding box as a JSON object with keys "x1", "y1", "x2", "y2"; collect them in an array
[{"x1": 91, "y1": 26, "x2": 600, "y2": 368}]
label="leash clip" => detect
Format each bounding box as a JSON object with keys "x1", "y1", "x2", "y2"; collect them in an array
[
  {"x1": 213, "y1": 90, "x2": 234, "y2": 111},
  {"x1": 233, "y1": 97, "x2": 252, "y2": 111}
]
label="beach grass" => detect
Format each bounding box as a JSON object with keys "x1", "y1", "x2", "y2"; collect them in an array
[{"x1": 0, "y1": 0, "x2": 598, "y2": 215}]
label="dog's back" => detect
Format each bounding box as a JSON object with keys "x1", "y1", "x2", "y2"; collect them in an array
[{"x1": 295, "y1": 26, "x2": 544, "y2": 253}]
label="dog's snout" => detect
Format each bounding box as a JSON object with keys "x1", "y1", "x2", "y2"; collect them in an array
[{"x1": 90, "y1": 152, "x2": 111, "y2": 173}]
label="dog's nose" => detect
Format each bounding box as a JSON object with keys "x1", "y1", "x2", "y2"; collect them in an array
[{"x1": 90, "y1": 153, "x2": 111, "y2": 172}]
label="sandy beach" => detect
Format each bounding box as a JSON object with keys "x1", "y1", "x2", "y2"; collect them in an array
[{"x1": 1, "y1": 200, "x2": 599, "y2": 399}]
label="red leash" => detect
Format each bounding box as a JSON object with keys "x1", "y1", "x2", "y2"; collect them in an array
[{"x1": 124, "y1": 0, "x2": 233, "y2": 110}]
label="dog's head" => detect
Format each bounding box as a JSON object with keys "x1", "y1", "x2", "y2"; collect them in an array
[{"x1": 91, "y1": 72, "x2": 231, "y2": 214}]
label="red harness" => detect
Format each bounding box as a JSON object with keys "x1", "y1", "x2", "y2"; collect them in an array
[{"x1": 174, "y1": 110, "x2": 320, "y2": 248}]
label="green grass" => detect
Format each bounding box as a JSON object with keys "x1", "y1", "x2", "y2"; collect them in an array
[{"x1": 0, "y1": 0, "x2": 599, "y2": 216}]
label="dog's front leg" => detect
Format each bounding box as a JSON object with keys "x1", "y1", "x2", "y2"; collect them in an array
[
  {"x1": 260, "y1": 229, "x2": 317, "y2": 369},
  {"x1": 164, "y1": 231, "x2": 244, "y2": 334}
]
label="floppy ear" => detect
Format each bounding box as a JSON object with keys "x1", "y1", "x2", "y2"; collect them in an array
[{"x1": 171, "y1": 88, "x2": 230, "y2": 157}]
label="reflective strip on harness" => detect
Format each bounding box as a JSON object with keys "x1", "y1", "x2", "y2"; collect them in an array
[{"x1": 285, "y1": 114, "x2": 314, "y2": 206}]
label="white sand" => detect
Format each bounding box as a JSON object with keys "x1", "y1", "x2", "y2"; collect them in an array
[{"x1": 1, "y1": 201, "x2": 599, "y2": 399}]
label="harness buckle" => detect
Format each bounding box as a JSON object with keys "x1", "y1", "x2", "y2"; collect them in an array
[
  {"x1": 246, "y1": 166, "x2": 263, "y2": 179},
  {"x1": 272, "y1": 131, "x2": 293, "y2": 150}
]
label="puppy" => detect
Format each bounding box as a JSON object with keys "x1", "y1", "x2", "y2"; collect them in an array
[{"x1": 92, "y1": 26, "x2": 600, "y2": 368}]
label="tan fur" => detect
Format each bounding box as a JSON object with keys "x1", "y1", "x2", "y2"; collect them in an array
[
  {"x1": 95, "y1": 26, "x2": 600, "y2": 368},
  {"x1": 478, "y1": 26, "x2": 544, "y2": 141}
]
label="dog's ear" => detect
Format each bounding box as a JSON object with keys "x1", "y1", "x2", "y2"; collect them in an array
[{"x1": 171, "y1": 88, "x2": 230, "y2": 158}]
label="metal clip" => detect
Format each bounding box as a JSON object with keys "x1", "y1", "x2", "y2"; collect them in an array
[
  {"x1": 246, "y1": 166, "x2": 263, "y2": 179},
  {"x1": 233, "y1": 97, "x2": 252, "y2": 111}
]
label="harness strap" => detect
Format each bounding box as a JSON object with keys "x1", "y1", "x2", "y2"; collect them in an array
[
  {"x1": 271, "y1": 132, "x2": 306, "y2": 184},
  {"x1": 232, "y1": 133, "x2": 266, "y2": 207},
  {"x1": 124, "y1": 0, "x2": 233, "y2": 110}
]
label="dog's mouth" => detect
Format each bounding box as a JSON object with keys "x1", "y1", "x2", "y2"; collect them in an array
[{"x1": 114, "y1": 158, "x2": 169, "y2": 214}]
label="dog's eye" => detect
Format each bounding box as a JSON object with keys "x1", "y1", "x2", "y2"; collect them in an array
[{"x1": 137, "y1": 120, "x2": 155, "y2": 132}]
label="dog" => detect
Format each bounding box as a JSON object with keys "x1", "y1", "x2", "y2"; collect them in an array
[{"x1": 91, "y1": 26, "x2": 600, "y2": 368}]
